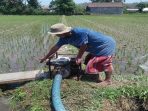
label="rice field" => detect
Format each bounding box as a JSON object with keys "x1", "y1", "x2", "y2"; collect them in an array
[
  {"x1": 0, "y1": 16, "x2": 60, "y2": 73},
  {"x1": 66, "y1": 14, "x2": 148, "y2": 75},
  {"x1": 0, "y1": 14, "x2": 148, "y2": 75}
]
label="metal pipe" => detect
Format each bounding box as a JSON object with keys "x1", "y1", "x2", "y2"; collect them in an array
[{"x1": 52, "y1": 73, "x2": 66, "y2": 111}]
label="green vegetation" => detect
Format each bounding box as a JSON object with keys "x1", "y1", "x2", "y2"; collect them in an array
[
  {"x1": 66, "y1": 14, "x2": 148, "y2": 74},
  {"x1": 0, "y1": 14, "x2": 148, "y2": 110},
  {"x1": 0, "y1": 0, "x2": 85, "y2": 15},
  {"x1": 1, "y1": 0, "x2": 148, "y2": 15},
  {"x1": 9, "y1": 80, "x2": 52, "y2": 111},
  {"x1": 136, "y1": 2, "x2": 148, "y2": 13},
  {"x1": 0, "y1": 0, "x2": 45, "y2": 15},
  {"x1": 0, "y1": 15, "x2": 60, "y2": 73},
  {"x1": 5, "y1": 74, "x2": 147, "y2": 111},
  {"x1": 50, "y1": 0, "x2": 76, "y2": 15}
]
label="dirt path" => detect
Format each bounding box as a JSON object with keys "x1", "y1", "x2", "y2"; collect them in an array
[{"x1": 0, "y1": 97, "x2": 10, "y2": 111}]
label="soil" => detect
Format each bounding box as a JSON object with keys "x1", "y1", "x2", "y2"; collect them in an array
[{"x1": 101, "y1": 97, "x2": 148, "y2": 111}]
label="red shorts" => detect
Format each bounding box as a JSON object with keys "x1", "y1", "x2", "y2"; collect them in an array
[{"x1": 85, "y1": 56, "x2": 113, "y2": 74}]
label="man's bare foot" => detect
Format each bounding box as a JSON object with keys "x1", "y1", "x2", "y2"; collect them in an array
[
  {"x1": 97, "y1": 80, "x2": 112, "y2": 86},
  {"x1": 96, "y1": 79, "x2": 103, "y2": 83},
  {"x1": 72, "y1": 76, "x2": 80, "y2": 81}
]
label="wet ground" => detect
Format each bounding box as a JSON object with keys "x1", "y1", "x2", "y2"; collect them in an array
[{"x1": 0, "y1": 97, "x2": 10, "y2": 111}]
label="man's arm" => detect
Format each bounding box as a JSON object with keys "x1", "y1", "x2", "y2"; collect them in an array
[
  {"x1": 40, "y1": 45, "x2": 60, "y2": 63},
  {"x1": 76, "y1": 44, "x2": 87, "y2": 64}
]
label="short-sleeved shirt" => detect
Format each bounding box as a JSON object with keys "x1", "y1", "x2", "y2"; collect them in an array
[{"x1": 56, "y1": 28, "x2": 116, "y2": 56}]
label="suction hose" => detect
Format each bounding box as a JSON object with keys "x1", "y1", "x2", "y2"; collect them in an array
[{"x1": 52, "y1": 73, "x2": 66, "y2": 111}]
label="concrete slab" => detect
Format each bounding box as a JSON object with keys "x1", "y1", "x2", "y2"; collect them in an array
[{"x1": 0, "y1": 70, "x2": 44, "y2": 84}]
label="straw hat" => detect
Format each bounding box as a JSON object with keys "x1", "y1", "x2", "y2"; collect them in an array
[{"x1": 48, "y1": 23, "x2": 72, "y2": 35}]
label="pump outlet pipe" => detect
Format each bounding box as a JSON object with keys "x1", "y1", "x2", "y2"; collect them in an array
[{"x1": 52, "y1": 73, "x2": 66, "y2": 111}]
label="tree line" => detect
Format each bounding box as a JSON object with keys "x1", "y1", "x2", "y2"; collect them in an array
[
  {"x1": 0, "y1": 0, "x2": 125, "y2": 15},
  {"x1": 0, "y1": 0, "x2": 88, "y2": 15},
  {"x1": 1, "y1": 0, "x2": 147, "y2": 15},
  {"x1": 0, "y1": 0, "x2": 43, "y2": 15},
  {"x1": 136, "y1": 2, "x2": 148, "y2": 13}
]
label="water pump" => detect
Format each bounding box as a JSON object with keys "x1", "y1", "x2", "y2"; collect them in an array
[{"x1": 46, "y1": 55, "x2": 82, "y2": 80}]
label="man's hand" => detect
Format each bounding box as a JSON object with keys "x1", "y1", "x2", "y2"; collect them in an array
[
  {"x1": 75, "y1": 58, "x2": 82, "y2": 65},
  {"x1": 39, "y1": 57, "x2": 50, "y2": 63},
  {"x1": 39, "y1": 57, "x2": 46, "y2": 63},
  {"x1": 75, "y1": 44, "x2": 87, "y2": 65},
  {"x1": 39, "y1": 45, "x2": 60, "y2": 63}
]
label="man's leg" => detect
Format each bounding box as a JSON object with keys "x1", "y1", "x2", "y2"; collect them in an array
[
  {"x1": 102, "y1": 56, "x2": 113, "y2": 85},
  {"x1": 104, "y1": 71, "x2": 112, "y2": 85},
  {"x1": 96, "y1": 74, "x2": 103, "y2": 83}
]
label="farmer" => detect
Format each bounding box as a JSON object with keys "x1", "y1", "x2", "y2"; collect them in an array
[{"x1": 40, "y1": 23, "x2": 116, "y2": 85}]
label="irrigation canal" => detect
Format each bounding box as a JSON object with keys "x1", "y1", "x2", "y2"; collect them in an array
[{"x1": 0, "y1": 70, "x2": 48, "y2": 111}]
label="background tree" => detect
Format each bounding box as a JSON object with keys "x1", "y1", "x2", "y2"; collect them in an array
[
  {"x1": 0, "y1": 0, "x2": 6, "y2": 13},
  {"x1": 27, "y1": 0, "x2": 40, "y2": 9},
  {"x1": 49, "y1": 0, "x2": 75, "y2": 15},
  {"x1": 49, "y1": 0, "x2": 56, "y2": 13},
  {"x1": 0, "y1": 0, "x2": 25, "y2": 14},
  {"x1": 0, "y1": 0, "x2": 46, "y2": 15},
  {"x1": 24, "y1": 0, "x2": 41, "y2": 15},
  {"x1": 74, "y1": 4, "x2": 85, "y2": 15},
  {"x1": 136, "y1": 2, "x2": 146, "y2": 13}
]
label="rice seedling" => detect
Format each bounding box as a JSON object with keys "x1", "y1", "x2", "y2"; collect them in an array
[
  {"x1": 0, "y1": 16, "x2": 60, "y2": 74},
  {"x1": 66, "y1": 15, "x2": 148, "y2": 75}
]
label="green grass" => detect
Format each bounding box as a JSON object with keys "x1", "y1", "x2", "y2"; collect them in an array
[
  {"x1": 6, "y1": 74, "x2": 148, "y2": 111},
  {"x1": 0, "y1": 14, "x2": 148, "y2": 111},
  {"x1": 9, "y1": 80, "x2": 52, "y2": 111}
]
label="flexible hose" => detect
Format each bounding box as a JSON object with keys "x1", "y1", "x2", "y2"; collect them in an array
[{"x1": 52, "y1": 73, "x2": 66, "y2": 111}]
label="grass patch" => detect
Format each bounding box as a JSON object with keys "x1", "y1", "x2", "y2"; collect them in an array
[
  {"x1": 9, "y1": 80, "x2": 52, "y2": 111},
  {"x1": 3, "y1": 74, "x2": 147, "y2": 111}
]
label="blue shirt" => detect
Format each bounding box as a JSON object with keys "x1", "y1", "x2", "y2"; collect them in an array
[{"x1": 56, "y1": 28, "x2": 116, "y2": 56}]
